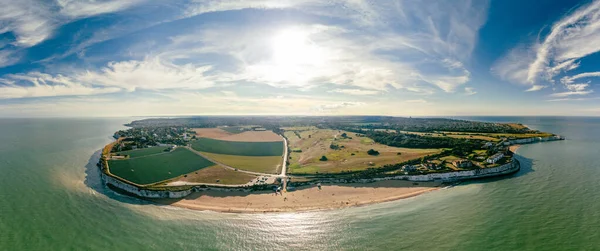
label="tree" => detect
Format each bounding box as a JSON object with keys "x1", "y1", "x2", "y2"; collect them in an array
[
  {"x1": 367, "y1": 149, "x2": 380, "y2": 156},
  {"x1": 341, "y1": 132, "x2": 348, "y2": 138},
  {"x1": 320, "y1": 156, "x2": 328, "y2": 161}
]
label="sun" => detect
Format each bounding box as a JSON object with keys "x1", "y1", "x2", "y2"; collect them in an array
[{"x1": 270, "y1": 28, "x2": 324, "y2": 70}]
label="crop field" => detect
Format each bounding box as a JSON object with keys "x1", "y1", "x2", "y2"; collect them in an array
[
  {"x1": 115, "y1": 147, "x2": 169, "y2": 158},
  {"x1": 193, "y1": 128, "x2": 232, "y2": 139},
  {"x1": 108, "y1": 148, "x2": 215, "y2": 185},
  {"x1": 200, "y1": 152, "x2": 282, "y2": 173},
  {"x1": 218, "y1": 131, "x2": 283, "y2": 142},
  {"x1": 286, "y1": 129, "x2": 442, "y2": 174},
  {"x1": 191, "y1": 138, "x2": 283, "y2": 156},
  {"x1": 174, "y1": 166, "x2": 257, "y2": 185}
]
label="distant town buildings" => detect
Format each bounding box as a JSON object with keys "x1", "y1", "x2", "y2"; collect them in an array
[
  {"x1": 486, "y1": 153, "x2": 504, "y2": 164},
  {"x1": 452, "y1": 159, "x2": 472, "y2": 168}
]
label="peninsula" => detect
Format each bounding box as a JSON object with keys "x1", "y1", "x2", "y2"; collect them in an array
[{"x1": 97, "y1": 116, "x2": 563, "y2": 213}]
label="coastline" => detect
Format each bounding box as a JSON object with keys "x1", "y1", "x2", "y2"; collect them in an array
[
  {"x1": 155, "y1": 180, "x2": 441, "y2": 213},
  {"x1": 509, "y1": 144, "x2": 521, "y2": 153}
]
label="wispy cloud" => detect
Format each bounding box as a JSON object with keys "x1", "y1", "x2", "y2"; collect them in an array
[
  {"x1": 549, "y1": 90, "x2": 593, "y2": 98},
  {"x1": 492, "y1": 0, "x2": 600, "y2": 96},
  {"x1": 525, "y1": 85, "x2": 547, "y2": 92},
  {"x1": 330, "y1": 89, "x2": 380, "y2": 96},
  {"x1": 0, "y1": 57, "x2": 217, "y2": 99},
  {"x1": 0, "y1": 0, "x2": 143, "y2": 66},
  {"x1": 311, "y1": 101, "x2": 365, "y2": 112},
  {"x1": 0, "y1": 0, "x2": 492, "y2": 116},
  {"x1": 464, "y1": 87, "x2": 477, "y2": 95}
]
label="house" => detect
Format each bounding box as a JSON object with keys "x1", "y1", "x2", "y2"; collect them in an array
[
  {"x1": 483, "y1": 142, "x2": 493, "y2": 148},
  {"x1": 402, "y1": 165, "x2": 418, "y2": 172},
  {"x1": 421, "y1": 163, "x2": 440, "y2": 170},
  {"x1": 452, "y1": 159, "x2": 472, "y2": 168},
  {"x1": 486, "y1": 153, "x2": 504, "y2": 164}
]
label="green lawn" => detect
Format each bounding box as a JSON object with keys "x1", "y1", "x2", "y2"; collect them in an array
[
  {"x1": 116, "y1": 147, "x2": 169, "y2": 158},
  {"x1": 108, "y1": 148, "x2": 214, "y2": 185},
  {"x1": 200, "y1": 152, "x2": 282, "y2": 173},
  {"x1": 191, "y1": 138, "x2": 283, "y2": 156}
]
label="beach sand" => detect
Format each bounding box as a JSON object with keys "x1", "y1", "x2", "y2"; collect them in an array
[
  {"x1": 157, "y1": 180, "x2": 441, "y2": 213},
  {"x1": 509, "y1": 144, "x2": 521, "y2": 153}
]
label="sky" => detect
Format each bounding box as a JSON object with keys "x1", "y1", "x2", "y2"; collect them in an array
[{"x1": 1, "y1": 0, "x2": 600, "y2": 117}]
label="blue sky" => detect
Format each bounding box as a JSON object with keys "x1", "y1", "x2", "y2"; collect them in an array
[{"x1": 1, "y1": 0, "x2": 600, "y2": 117}]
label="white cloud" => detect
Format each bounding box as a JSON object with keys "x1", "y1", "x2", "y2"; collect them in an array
[
  {"x1": 0, "y1": 72, "x2": 120, "y2": 99},
  {"x1": 561, "y1": 71, "x2": 600, "y2": 84},
  {"x1": 549, "y1": 90, "x2": 593, "y2": 98},
  {"x1": 311, "y1": 101, "x2": 365, "y2": 112},
  {"x1": 0, "y1": 57, "x2": 218, "y2": 99},
  {"x1": 464, "y1": 87, "x2": 477, "y2": 95},
  {"x1": 492, "y1": 0, "x2": 600, "y2": 95},
  {"x1": 0, "y1": 0, "x2": 142, "y2": 49},
  {"x1": 525, "y1": 85, "x2": 547, "y2": 92},
  {"x1": 57, "y1": 0, "x2": 144, "y2": 18},
  {"x1": 330, "y1": 89, "x2": 380, "y2": 96},
  {"x1": 164, "y1": 0, "x2": 487, "y2": 93},
  {"x1": 76, "y1": 57, "x2": 217, "y2": 91}
]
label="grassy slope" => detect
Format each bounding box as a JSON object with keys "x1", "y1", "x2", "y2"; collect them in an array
[
  {"x1": 116, "y1": 147, "x2": 169, "y2": 158},
  {"x1": 287, "y1": 129, "x2": 441, "y2": 174},
  {"x1": 108, "y1": 148, "x2": 214, "y2": 185},
  {"x1": 175, "y1": 165, "x2": 257, "y2": 185},
  {"x1": 191, "y1": 138, "x2": 283, "y2": 156},
  {"x1": 200, "y1": 152, "x2": 282, "y2": 174}
]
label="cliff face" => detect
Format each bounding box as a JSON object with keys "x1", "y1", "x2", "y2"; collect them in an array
[
  {"x1": 100, "y1": 172, "x2": 193, "y2": 198},
  {"x1": 506, "y1": 136, "x2": 564, "y2": 145}
]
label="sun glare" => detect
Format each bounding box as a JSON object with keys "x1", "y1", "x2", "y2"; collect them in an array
[{"x1": 268, "y1": 28, "x2": 325, "y2": 80}]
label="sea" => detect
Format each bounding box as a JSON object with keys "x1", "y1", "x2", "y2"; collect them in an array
[{"x1": 1, "y1": 116, "x2": 600, "y2": 250}]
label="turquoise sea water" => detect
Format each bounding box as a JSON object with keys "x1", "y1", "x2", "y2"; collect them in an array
[{"x1": 1, "y1": 117, "x2": 600, "y2": 250}]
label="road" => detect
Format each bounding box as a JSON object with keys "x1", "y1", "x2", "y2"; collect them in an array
[{"x1": 280, "y1": 137, "x2": 288, "y2": 176}]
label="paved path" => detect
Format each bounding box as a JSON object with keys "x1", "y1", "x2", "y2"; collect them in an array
[{"x1": 280, "y1": 137, "x2": 288, "y2": 176}]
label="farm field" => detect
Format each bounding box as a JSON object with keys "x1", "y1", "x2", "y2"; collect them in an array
[
  {"x1": 200, "y1": 152, "x2": 282, "y2": 174},
  {"x1": 286, "y1": 129, "x2": 442, "y2": 174},
  {"x1": 108, "y1": 147, "x2": 214, "y2": 185},
  {"x1": 218, "y1": 130, "x2": 283, "y2": 142},
  {"x1": 193, "y1": 128, "x2": 232, "y2": 139},
  {"x1": 191, "y1": 138, "x2": 284, "y2": 156},
  {"x1": 115, "y1": 146, "x2": 169, "y2": 158},
  {"x1": 174, "y1": 165, "x2": 257, "y2": 185}
]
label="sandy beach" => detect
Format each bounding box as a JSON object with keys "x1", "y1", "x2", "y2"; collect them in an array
[
  {"x1": 509, "y1": 144, "x2": 521, "y2": 153},
  {"x1": 157, "y1": 180, "x2": 441, "y2": 213}
]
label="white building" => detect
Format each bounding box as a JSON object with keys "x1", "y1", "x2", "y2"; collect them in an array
[{"x1": 486, "y1": 153, "x2": 504, "y2": 164}]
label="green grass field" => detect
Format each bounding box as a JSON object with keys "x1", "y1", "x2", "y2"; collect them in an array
[
  {"x1": 108, "y1": 148, "x2": 214, "y2": 185},
  {"x1": 176, "y1": 166, "x2": 257, "y2": 185},
  {"x1": 200, "y1": 152, "x2": 282, "y2": 173},
  {"x1": 191, "y1": 138, "x2": 283, "y2": 156},
  {"x1": 116, "y1": 147, "x2": 169, "y2": 158}
]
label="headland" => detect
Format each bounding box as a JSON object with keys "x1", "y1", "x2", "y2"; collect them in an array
[{"x1": 97, "y1": 116, "x2": 562, "y2": 212}]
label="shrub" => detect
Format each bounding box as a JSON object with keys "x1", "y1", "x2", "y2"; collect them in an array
[
  {"x1": 319, "y1": 156, "x2": 328, "y2": 161},
  {"x1": 367, "y1": 149, "x2": 380, "y2": 156}
]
